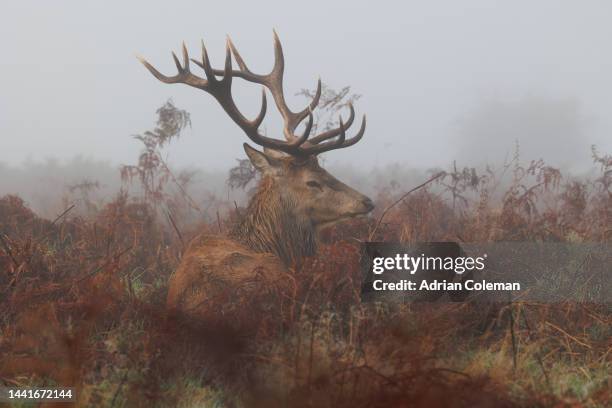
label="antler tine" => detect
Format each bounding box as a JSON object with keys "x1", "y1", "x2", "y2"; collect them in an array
[
  {"x1": 199, "y1": 40, "x2": 216, "y2": 81},
  {"x1": 213, "y1": 32, "x2": 317, "y2": 141},
  {"x1": 298, "y1": 110, "x2": 315, "y2": 143},
  {"x1": 306, "y1": 116, "x2": 347, "y2": 154},
  {"x1": 336, "y1": 117, "x2": 347, "y2": 145},
  {"x1": 226, "y1": 36, "x2": 251, "y2": 74},
  {"x1": 302, "y1": 115, "x2": 366, "y2": 155},
  {"x1": 171, "y1": 52, "x2": 182, "y2": 72},
  {"x1": 181, "y1": 42, "x2": 189, "y2": 71},
  {"x1": 308, "y1": 102, "x2": 356, "y2": 144},
  {"x1": 266, "y1": 31, "x2": 300, "y2": 140},
  {"x1": 294, "y1": 78, "x2": 322, "y2": 126},
  {"x1": 310, "y1": 78, "x2": 322, "y2": 111},
  {"x1": 137, "y1": 48, "x2": 208, "y2": 89},
  {"x1": 254, "y1": 88, "x2": 268, "y2": 128},
  {"x1": 222, "y1": 38, "x2": 233, "y2": 84},
  {"x1": 271, "y1": 29, "x2": 285, "y2": 79},
  {"x1": 337, "y1": 115, "x2": 366, "y2": 148}
]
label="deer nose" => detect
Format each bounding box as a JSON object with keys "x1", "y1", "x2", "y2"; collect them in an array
[{"x1": 362, "y1": 197, "x2": 375, "y2": 212}]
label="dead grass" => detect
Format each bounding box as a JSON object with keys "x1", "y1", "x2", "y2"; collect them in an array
[{"x1": 0, "y1": 149, "x2": 610, "y2": 407}]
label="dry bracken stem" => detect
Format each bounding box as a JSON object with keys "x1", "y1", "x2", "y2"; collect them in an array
[
  {"x1": 166, "y1": 209, "x2": 185, "y2": 250},
  {"x1": 521, "y1": 307, "x2": 553, "y2": 393},
  {"x1": 509, "y1": 302, "x2": 518, "y2": 371},
  {"x1": 369, "y1": 172, "x2": 445, "y2": 241},
  {"x1": 0, "y1": 234, "x2": 18, "y2": 270}
]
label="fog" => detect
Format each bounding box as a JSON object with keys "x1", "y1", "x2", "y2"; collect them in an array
[{"x1": 1, "y1": 1, "x2": 611, "y2": 173}]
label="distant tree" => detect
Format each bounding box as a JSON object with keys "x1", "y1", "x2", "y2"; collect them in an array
[
  {"x1": 66, "y1": 179, "x2": 101, "y2": 215},
  {"x1": 227, "y1": 158, "x2": 257, "y2": 190},
  {"x1": 121, "y1": 100, "x2": 195, "y2": 209},
  {"x1": 591, "y1": 145, "x2": 612, "y2": 195}
]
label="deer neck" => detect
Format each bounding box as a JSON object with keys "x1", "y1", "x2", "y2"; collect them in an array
[{"x1": 230, "y1": 177, "x2": 317, "y2": 267}]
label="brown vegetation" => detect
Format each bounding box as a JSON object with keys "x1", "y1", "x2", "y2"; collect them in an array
[{"x1": 0, "y1": 143, "x2": 610, "y2": 407}]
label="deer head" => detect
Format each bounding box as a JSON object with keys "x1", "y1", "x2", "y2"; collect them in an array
[
  {"x1": 244, "y1": 145, "x2": 374, "y2": 230},
  {"x1": 139, "y1": 32, "x2": 373, "y2": 264}
]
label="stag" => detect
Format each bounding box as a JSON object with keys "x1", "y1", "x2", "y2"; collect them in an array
[{"x1": 139, "y1": 32, "x2": 373, "y2": 324}]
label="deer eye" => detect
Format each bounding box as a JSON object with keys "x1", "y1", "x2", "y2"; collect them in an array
[{"x1": 306, "y1": 180, "x2": 323, "y2": 190}]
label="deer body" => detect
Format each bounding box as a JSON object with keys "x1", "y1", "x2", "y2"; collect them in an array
[
  {"x1": 140, "y1": 33, "x2": 373, "y2": 323},
  {"x1": 166, "y1": 234, "x2": 287, "y2": 322}
]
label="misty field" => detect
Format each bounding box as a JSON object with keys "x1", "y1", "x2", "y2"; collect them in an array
[{"x1": 0, "y1": 103, "x2": 611, "y2": 408}]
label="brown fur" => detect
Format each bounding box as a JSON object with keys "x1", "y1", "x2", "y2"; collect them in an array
[
  {"x1": 230, "y1": 176, "x2": 317, "y2": 267},
  {"x1": 166, "y1": 151, "x2": 373, "y2": 327},
  {"x1": 166, "y1": 234, "x2": 288, "y2": 329}
]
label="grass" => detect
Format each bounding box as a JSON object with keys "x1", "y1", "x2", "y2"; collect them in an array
[{"x1": 0, "y1": 147, "x2": 611, "y2": 407}]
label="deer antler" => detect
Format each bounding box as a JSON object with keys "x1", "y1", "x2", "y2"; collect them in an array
[{"x1": 138, "y1": 31, "x2": 366, "y2": 157}]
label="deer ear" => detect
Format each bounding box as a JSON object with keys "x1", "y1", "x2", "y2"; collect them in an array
[{"x1": 243, "y1": 143, "x2": 279, "y2": 173}]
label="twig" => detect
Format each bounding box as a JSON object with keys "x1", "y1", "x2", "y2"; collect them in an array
[
  {"x1": 0, "y1": 376, "x2": 24, "y2": 387},
  {"x1": 50, "y1": 203, "x2": 76, "y2": 226},
  {"x1": 509, "y1": 302, "x2": 518, "y2": 371},
  {"x1": 333, "y1": 364, "x2": 401, "y2": 388},
  {"x1": 110, "y1": 371, "x2": 128, "y2": 408},
  {"x1": 166, "y1": 209, "x2": 185, "y2": 250},
  {"x1": 34, "y1": 203, "x2": 76, "y2": 246},
  {"x1": 545, "y1": 321, "x2": 592, "y2": 349},
  {"x1": 307, "y1": 317, "x2": 318, "y2": 386},
  {"x1": 0, "y1": 234, "x2": 18, "y2": 270},
  {"x1": 429, "y1": 367, "x2": 471, "y2": 378},
  {"x1": 369, "y1": 172, "x2": 444, "y2": 240},
  {"x1": 521, "y1": 308, "x2": 552, "y2": 392},
  {"x1": 234, "y1": 200, "x2": 241, "y2": 217},
  {"x1": 159, "y1": 154, "x2": 203, "y2": 213}
]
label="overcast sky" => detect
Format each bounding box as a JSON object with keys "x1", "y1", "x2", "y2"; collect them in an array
[{"x1": 1, "y1": 0, "x2": 611, "y2": 171}]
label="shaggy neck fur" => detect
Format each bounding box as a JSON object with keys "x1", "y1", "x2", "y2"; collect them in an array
[{"x1": 230, "y1": 177, "x2": 317, "y2": 267}]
